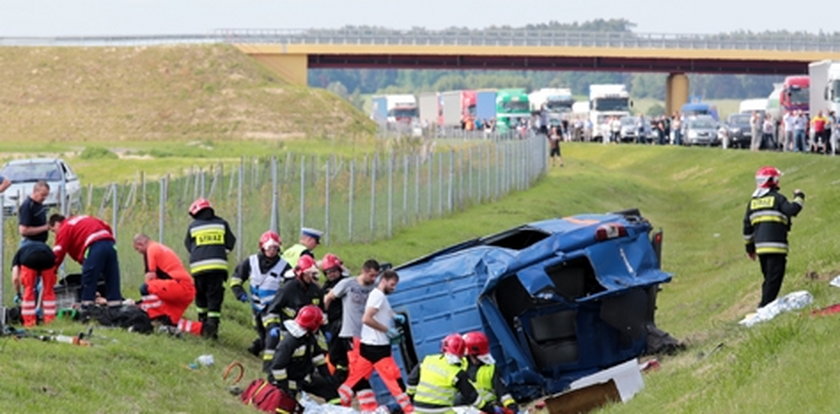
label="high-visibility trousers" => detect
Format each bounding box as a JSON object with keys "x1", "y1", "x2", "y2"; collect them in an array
[
  {"x1": 141, "y1": 279, "x2": 196, "y2": 324},
  {"x1": 20, "y1": 265, "x2": 57, "y2": 327},
  {"x1": 340, "y1": 350, "x2": 413, "y2": 413}
]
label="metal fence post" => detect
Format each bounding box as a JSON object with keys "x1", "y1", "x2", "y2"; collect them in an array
[
  {"x1": 438, "y1": 151, "x2": 443, "y2": 215},
  {"x1": 426, "y1": 153, "x2": 433, "y2": 217},
  {"x1": 370, "y1": 153, "x2": 378, "y2": 238},
  {"x1": 324, "y1": 159, "x2": 331, "y2": 245},
  {"x1": 414, "y1": 155, "x2": 420, "y2": 218},
  {"x1": 270, "y1": 156, "x2": 278, "y2": 232},
  {"x1": 402, "y1": 154, "x2": 409, "y2": 226},
  {"x1": 387, "y1": 153, "x2": 393, "y2": 238},
  {"x1": 448, "y1": 150, "x2": 454, "y2": 212},
  {"x1": 159, "y1": 177, "x2": 166, "y2": 242},
  {"x1": 300, "y1": 155, "x2": 306, "y2": 229},
  {"x1": 237, "y1": 158, "x2": 244, "y2": 261},
  {"x1": 349, "y1": 159, "x2": 355, "y2": 242},
  {"x1": 111, "y1": 183, "x2": 118, "y2": 240}
]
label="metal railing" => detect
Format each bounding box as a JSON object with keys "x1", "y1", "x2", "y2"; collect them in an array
[{"x1": 1, "y1": 28, "x2": 838, "y2": 52}]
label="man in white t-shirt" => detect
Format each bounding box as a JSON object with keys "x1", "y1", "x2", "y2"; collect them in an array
[
  {"x1": 323, "y1": 259, "x2": 380, "y2": 399},
  {"x1": 338, "y1": 270, "x2": 414, "y2": 413}
]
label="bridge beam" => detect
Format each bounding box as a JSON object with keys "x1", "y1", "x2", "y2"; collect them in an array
[
  {"x1": 236, "y1": 44, "x2": 309, "y2": 85},
  {"x1": 665, "y1": 73, "x2": 689, "y2": 116}
]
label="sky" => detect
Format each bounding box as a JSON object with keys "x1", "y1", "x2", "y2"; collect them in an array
[{"x1": 0, "y1": 0, "x2": 835, "y2": 37}]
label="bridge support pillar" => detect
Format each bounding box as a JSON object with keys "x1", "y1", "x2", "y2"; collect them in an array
[
  {"x1": 666, "y1": 73, "x2": 689, "y2": 116},
  {"x1": 235, "y1": 45, "x2": 308, "y2": 85}
]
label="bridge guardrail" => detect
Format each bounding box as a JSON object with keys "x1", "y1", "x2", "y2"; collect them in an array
[{"x1": 1, "y1": 29, "x2": 839, "y2": 52}]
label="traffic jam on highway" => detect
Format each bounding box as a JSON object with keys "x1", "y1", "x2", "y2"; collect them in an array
[{"x1": 371, "y1": 59, "x2": 840, "y2": 153}]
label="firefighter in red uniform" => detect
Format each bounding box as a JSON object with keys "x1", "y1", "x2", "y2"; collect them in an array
[
  {"x1": 743, "y1": 166, "x2": 805, "y2": 307},
  {"x1": 266, "y1": 305, "x2": 338, "y2": 413},
  {"x1": 49, "y1": 214, "x2": 122, "y2": 307},
  {"x1": 131, "y1": 233, "x2": 201, "y2": 335}
]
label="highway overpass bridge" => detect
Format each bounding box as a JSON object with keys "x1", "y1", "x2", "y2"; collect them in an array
[
  {"x1": 224, "y1": 28, "x2": 840, "y2": 114},
  {"x1": 5, "y1": 29, "x2": 840, "y2": 114}
]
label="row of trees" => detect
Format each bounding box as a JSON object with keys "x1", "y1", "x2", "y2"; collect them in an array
[{"x1": 312, "y1": 69, "x2": 785, "y2": 102}]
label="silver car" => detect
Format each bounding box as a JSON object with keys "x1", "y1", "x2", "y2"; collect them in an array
[
  {"x1": 1, "y1": 158, "x2": 82, "y2": 215},
  {"x1": 683, "y1": 117, "x2": 719, "y2": 146}
]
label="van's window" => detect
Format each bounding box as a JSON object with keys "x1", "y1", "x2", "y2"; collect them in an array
[
  {"x1": 544, "y1": 258, "x2": 606, "y2": 300},
  {"x1": 483, "y1": 228, "x2": 550, "y2": 250}
]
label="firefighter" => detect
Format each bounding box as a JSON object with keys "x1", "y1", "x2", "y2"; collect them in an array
[
  {"x1": 281, "y1": 227, "x2": 322, "y2": 268},
  {"x1": 266, "y1": 305, "x2": 338, "y2": 412},
  {"x1": 230, "y1": 230, "x2": 291, "y2": 356},
  {"x1": 131, "y1": 234, "x2": 199, "y2": 334},
  {"x1": 49, "y1": 214, "x2": 123, "y2": 308},
  {"x1": 407, "y1": 334, "x2": 480, "y2": 414},
  {"x1": 184, "y1": 197, "x2": 236, "y2": 339},
  {"x1": 743, "y1": 166, "x2": 805, "y2": 308},
  {"x1": 262, "y1": 255, "x2": 324, "y2": 369},
  {"x1": 462, "y1": 331, "x2": 518, "y2": 413},
  {"x1": 319, "y1": 253, "x2": 349, "y2": 343},
  {"x1": 11, "y1": 241, "x2": 56, "y2": 326}
]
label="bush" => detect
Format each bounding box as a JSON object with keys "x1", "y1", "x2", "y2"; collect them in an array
[{"x1": 79, "y1": 146, "x2": 118, "y2": 160}]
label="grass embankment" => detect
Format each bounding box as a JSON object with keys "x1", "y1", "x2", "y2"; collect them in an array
[{"x1": 3, "y1": 144, "x2": 840, "y2": 413}]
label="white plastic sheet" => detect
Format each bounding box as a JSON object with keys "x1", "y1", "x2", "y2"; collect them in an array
[
  {"x1": 739, "y1": 290, "x2": 813, "y2": 327},
  {"x1": 829, "y1": 275, "x2": 840, "y2": 288}
]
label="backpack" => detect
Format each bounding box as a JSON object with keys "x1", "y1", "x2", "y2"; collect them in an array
[{"x1": 240, "y1": 378, "x2": 301, "y2": 414}]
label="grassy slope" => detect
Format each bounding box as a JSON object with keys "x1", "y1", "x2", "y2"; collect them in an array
[
  {"x1": 5, "y1": 143, "x2": 836, "y2": 413},
  {"x1": 0, "y1": 45, "x2": 374, "y2": 143}
]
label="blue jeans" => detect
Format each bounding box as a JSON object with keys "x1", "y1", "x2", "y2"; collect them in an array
[
  {"x1": 794, "y1": 130, "x2": 806, "y2": 152},
  {"x1": 81, "y1": 240, "x2": 122, "y2": 302}
]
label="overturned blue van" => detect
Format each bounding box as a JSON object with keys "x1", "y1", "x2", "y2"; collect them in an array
[{"x1": 384, "y1": 209, "x2": 672, "y2": 401}]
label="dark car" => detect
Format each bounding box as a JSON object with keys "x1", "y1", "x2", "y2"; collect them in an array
[{"x1": 727, "y1": 113, "x2": 752, "y2": 149}]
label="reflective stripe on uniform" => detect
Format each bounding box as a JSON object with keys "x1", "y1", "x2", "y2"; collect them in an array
[
  {"x1": 190, "y1": 258, "x2": 228, "y2": 274},
  {"x1": 749, "y1": 210, "x2": 789, "y2": 225},
  {"x1": 756, "y1": 242, "x2": 788, "y2": 254},
  {"x1": 190, "y1": 224, "x2": 226, "y2": 246},
  {"x1": 271, "y1": 368, "x2": 288, "y2": 380},
  {"x1": 312, "y1": 354, "x2": 326, "y2": 365},
  {"x1": 292, "y1": 345, "x2": 306, "y2": 357}
]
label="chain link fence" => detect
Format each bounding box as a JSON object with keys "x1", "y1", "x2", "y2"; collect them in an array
[{"x1": 0, "y1": 136, "x2": 547, "y2": 310}]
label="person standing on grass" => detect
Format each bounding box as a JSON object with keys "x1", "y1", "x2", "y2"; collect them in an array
[
  {"x1": 19, "y1": 181, "x2": 50, "y2": 246},
  {"x1": 743, "y1": 166, "x2": 805, "y2": 308},
  {"x1": 184, "y1": 197, "x2": 236, "y2": 339}
]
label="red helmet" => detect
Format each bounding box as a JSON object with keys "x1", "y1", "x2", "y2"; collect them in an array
[
  {"x1": 320, "y1": 253, "x2": 343, "y2": 272},
  {"x1": 188, "y1": 197, "x2": 212, "y2": 216},
  {"x1": 463, "y1": 331, "x2": 490, "y2": 356},
  {"x1": 441, "y1": 333, "x2": 466, "y2": 357},
  {"x1": 295, "y1": 255, "x2": 317, "y2": 276},
  {"x1": 295, "y1": 305, "x2": 324, "y2": 332},
  {"x1": 755, "y1": 166, "x2": 782, "y2": 189},
  {"x1": 259, "y1": 231, "x2": 281, "y2": 250}
]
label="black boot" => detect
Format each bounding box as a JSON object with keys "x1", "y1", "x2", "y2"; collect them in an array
[
  {"x1": 201, "y1": 317, "x2": 219, "y2": 340},
  {"x1": 247, "y1": 337, "x2": 264, "y2": 357}
]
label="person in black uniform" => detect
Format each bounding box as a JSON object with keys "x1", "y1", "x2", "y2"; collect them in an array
[
  {"x1": 262, "y1": 255, "x2": 324, "y2": 369},
  {"x1": 743, "y1": 166, "x2": 805, "y2": 308},
  {"x1": 184, "y1": 197, "x2": 236, "y2": 339}
]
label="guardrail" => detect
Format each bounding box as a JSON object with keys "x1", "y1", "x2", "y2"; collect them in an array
[{"x1": 1, "y1": 29, "x2": 839, "y2": 52}]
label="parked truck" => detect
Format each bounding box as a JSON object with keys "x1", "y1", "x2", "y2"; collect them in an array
[
  {"x1": 809, "y1": 60, "x2": 840, "y2": 117},
  {"x1": 440, "y1": 90, "x2": 477, "y2": 129},
  {"x1": 589, "y1": 84, "x2": 632, "y2": 140},
  {"x1": 780, "y1": 75, "x2": 809, "y2": 114},
  {"x1": 475, "y1": 89, "x2": 497, "y2": 127},
  {"x1": 418, "y1": 92, "x2": 441, "y2": 129},
  {"x1": 496, "y1": 88, "x2": 530, "y2": 132},
  {"x1": 371, "y1": 94, "x2": 418, "y2": 127},
  {"x1": 378, "y1": 209, "x2": 675, "y2": 404},
  {"x1": 529, "y1": 88, "x2": 575, "y2": 131}
]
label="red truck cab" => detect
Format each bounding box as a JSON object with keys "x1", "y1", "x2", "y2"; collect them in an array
[{"x1": 780, "y1": 76, "x2": 809, "y2": 113}]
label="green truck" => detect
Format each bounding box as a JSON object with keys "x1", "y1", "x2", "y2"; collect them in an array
[{"x1": 495, "y1": 88, "x2": 530, "y2": 132}]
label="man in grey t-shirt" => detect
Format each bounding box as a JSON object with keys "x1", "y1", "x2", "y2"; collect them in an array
[{"x1": 323, "y1": 259, "x2": 379, "y2": 385}]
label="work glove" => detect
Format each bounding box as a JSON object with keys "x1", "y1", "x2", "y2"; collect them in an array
[
  {"x1": 13, "y1": 293, "x2": 22, "y2": 305},
  {"x1": 387, "y1": 327, "x2": 404, "y2": 344},
  {"x1": 236, "y1": 291, "x2": 248, "y2": 303},
  {"x1": 393, "y1": 313, "x2": 406, "y2": 325},
  {"x1": 324, "y1": 331, "x2": 334, "y2": 344},
  {"x1": 793, "y1": 189, "x2": 805, "y2": 199},
  {"x1": 268, "y1": 327, "x2": 281, "y2": 339}
]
